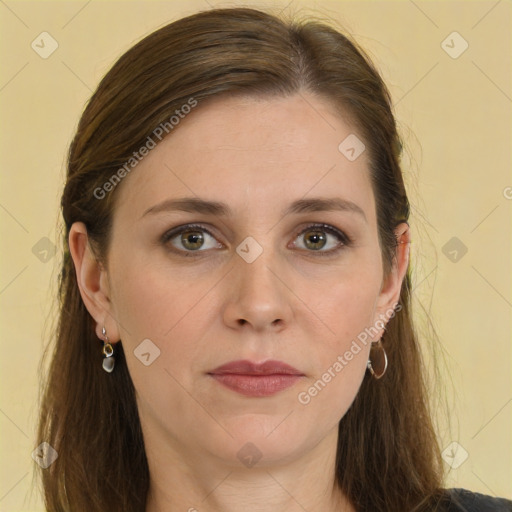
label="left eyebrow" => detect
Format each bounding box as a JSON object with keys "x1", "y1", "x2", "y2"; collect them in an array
[{"x1": 282, "y1": 197, "x2": 367, "y2": 223}]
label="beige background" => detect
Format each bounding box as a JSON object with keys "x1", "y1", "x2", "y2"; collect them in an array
[{"x1": 1, "y1": 0, "x2": 510, "y2": 510}]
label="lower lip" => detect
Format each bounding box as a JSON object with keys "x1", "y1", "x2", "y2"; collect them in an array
[{"x1": 209, "y1": 374, "x2": 303, "y2": 397}]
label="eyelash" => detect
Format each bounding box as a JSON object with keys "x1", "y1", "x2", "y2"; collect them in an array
[{"x1": 161, "y1": 223, "x2": 353, "y2": 258}]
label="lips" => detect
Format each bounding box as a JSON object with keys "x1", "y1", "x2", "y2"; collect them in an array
[
  {"x1": 208, "y1": 360, "x2": 304, "y2": 397},
  {"x1": 209, "y1": 359, "x2": 304, "y2": 376}
]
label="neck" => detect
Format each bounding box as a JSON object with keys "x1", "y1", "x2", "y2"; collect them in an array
[{"x1": 143, "y1": 426, "x2": 355, "y2": 512}]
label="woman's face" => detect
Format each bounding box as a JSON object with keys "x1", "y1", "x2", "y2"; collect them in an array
[{"x1": 79, "y1": 93, "x2": 407, "y2": 469}]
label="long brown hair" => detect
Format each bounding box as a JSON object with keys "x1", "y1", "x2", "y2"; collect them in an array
[{"x1": 36, "y1": 7, "x2": 446, "y2": 511}]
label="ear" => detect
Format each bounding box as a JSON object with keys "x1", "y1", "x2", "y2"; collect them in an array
[
  {"x1": 372, "y1": 222, "x2": 411, "y2": 339},
  {"x1": 68, "y1": 222, "x2": 120, "y2": 343}
]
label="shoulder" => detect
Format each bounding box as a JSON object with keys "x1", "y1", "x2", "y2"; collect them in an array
[{"x1": 439, "y1": 488, "x2": 512, "y2": 511}]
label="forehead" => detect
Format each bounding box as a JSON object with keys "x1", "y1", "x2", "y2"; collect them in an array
[{"x1": 112, "y1": 93, "x2": 376, "y2": 224}]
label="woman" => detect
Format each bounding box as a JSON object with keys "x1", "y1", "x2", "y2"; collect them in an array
[{"x1": 36, "y1": 7, "x2": 512, "y2": 512}]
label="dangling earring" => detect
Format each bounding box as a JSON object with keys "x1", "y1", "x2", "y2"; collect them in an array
[
  {"x1": 367, "y1": 338, "x2": 388, "y2": 379},
  {"x1": 101, "y1": 326, "x2": 115, "y2": 373}
]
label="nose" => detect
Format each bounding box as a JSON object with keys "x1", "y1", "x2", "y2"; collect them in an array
[{"x1": 222, "y1": 247, "x2": 293, "y2": 333}]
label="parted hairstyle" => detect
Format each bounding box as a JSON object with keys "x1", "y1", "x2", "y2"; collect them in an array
[{"x1": 36, "y1": 7, "x2": 448, "y2": 511}]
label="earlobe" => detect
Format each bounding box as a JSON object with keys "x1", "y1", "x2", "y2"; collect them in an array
[{"x1": 68, "y1": 222, "x2": 119, "y2": 342}]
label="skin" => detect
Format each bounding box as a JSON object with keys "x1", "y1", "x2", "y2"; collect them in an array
[{"x1": 69, "y1": 92, "x2": 410, "y2": 512}]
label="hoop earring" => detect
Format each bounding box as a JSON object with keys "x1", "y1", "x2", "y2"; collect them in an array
[
  {"x1": 367, "y1": 338, "x2": 387, "y2": 379},
  {"x1": 101, "y1": 326, "x2": 115, "y2": 373}
]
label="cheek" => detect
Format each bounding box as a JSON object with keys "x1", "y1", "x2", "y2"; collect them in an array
[
  {"x1": 108, "y1": 256, "x2": 210, "y2": 421},
  {"x1": 307, "y1": 257, "x2": 383, "y2": 350},
  {"x1": 109, "y1": 249, "x2": 211, "y2": 341},
  {"x1": 296, "y1": 257, "x2": 382, "y2": 412},
  {"x1": 294, "y1": 294, "x2": 380, "y2": 434},
  {"x1": 108, "y1": 250, "x2": 223, "y2": 394}
]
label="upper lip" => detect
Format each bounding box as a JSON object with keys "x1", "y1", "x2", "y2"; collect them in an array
[{"x1": 209, "y1": 359, "x2": 304, "y2": 376}]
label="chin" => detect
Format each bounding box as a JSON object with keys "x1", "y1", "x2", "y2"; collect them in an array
[{"x1": 204, "y1": 416, "x2": 311, "y2": 468}]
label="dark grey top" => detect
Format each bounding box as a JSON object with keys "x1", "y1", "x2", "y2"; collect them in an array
[{"x1": 442, "y1": 488, "x2": 512, "y2": 511}]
